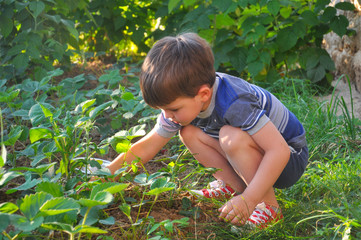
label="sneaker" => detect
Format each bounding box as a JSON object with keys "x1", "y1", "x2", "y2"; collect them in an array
[
  {"x1": 246, "y1": 202, "x2": 283, "y2": 228},
  {"x1": 190, "y1": 180, "x2": 235, "y2": 199}
]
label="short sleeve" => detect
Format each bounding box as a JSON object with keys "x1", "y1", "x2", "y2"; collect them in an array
[
  {"x1": 154, "y1": 112, "x2": 181, "y2": 138},
  {"x1": 223, "y1": 94, "x2": 270, "y2": 135}
]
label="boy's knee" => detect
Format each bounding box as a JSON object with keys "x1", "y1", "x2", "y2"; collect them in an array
[
  {"x1": 219, "y1": 125, "x2": 251, "y2": 152},
  {"x1": 179, "y1": 125, "x2": 196, "y2": 143}
]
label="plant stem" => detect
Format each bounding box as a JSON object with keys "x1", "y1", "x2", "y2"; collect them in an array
[
  {"x1": 78, "y1": 207, "x2": 92, "y2": 240},
  {"x1": 146, "y1": 194, "x2": 159, "y2": 220}
]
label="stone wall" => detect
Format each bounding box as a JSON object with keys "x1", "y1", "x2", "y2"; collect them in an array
[{"x1": 323, "y1": 0, "x2": 361, "y2": 92}]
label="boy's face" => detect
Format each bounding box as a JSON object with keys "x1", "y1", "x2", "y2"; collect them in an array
[{"x1": 159, "y1": 86, "x2": 212, "y2": 126}]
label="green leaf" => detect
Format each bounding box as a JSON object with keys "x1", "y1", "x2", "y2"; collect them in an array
[
  {"x1": 36, "y1": 181, "x2": 64, "y2": 197},
  {"x1": 3, "y1": 126, "x2": 23, "y2": 146},
  {"x1": 42, "y1": 222, "x2": 73, "y2": 232},
  {"x1": 39, "y1": 103, "x2": 53, "y2": 119},
  {"x1": 307, "y1": 64, "x2": 326, "y2": 82},
  {"x1": 115, "y1": 139, "x2": 131, "y2": 153},
  {"x1": 0, "y1": 213, "x2": 10, "y2": 231},
  {"x1": 293, "y1": 21, "x2": 307, "y2": 38},
  {"x1": 79, "y1": 192, "x2": 113, "y2": 207},
  {"x1": 0, "y1": 15, "x2": 13, "y2": 37},
  {"x1": 301, "y1": 10, "x2": 318, "y2": 26},
  {"x1": 75, "y1": 99, "x2": 96, "y2": 113},
  {"x1": 146, "y1": 178, "x2": 176, "y2": 195},
  {"x1": 0, "y1": 89, "x2": 20, "y2": 103},
  {"x1": 29, "y1": 103, "x2": 56, "y2": 125},
  {"x1": 276, "y1": 28, "x2": 298, "y2": 52},
  {"x1": 99, "y1": 216, "x2": 115, "y2": 225},
  {"x1": 213, "y1": 0, "x2": 233, "y2": 12},
  {"x1": 148, "y1": 223, "x2": 161, "y2": 235},
  {"x1": 0, "y1": 171, "x2": 22, "y2": 187},
  {"x1": 13, "y1": 53, "x2": 29, "y2": 70},
  {"x1": 114, "y1": 16, "x2": 126, "y2": 31},
  {"x1": 247, "y1": 47, "x2": 259, "y2": 63},
  {"x1": 20, "y1": 192, "x2": 52, "y2": 220},
  {"x1": 319, "y1": 54, "x2": 335, "y2": 70},
  {"x1": 335, "y1": 2, "x2": 356, "y2": 10},
  {"x1": 122, "y1": 92, "x2": 135, "y2": 101},
  {"x1": 29, "y1": 1, "x2": 45, "y2": 18},
  {"x1": 306, "y1": 56, "x2": 319, "y2": 70},
  {"x1": 119, "y1": 203, "x2": 131, "y2": 217},
  {"x1": 146, "y1": 187, "x2": 175, "y2": 195},
  {"x1": 280, "y1": 6, "x2": 292, "y2": 19},
  {"x1": 61, "y1": 19, "x2": 79, "y2": 40},
  {"x1": 89, "y1": 101, "x2": 113, "y2": 119},
  {"x1": 330, "y1": 15, "x2": 349, "y2": 37},
  {"x1": 321, "y1": 7, "x2": 336, "y2": 22},
  {"x1": 0, "y1": 202, "x2": 19, "y2": 214},
  {"x1": 260, "y1": 51, "x2": 271, "y2": 65},
  {"x1": 134, "y1": 173, "x2": 148, "y2": 185},
  {"x1": 168, "y1": 0, "x2": 181, "y2": 13},
  {"x1": 39, "y1": 197, "x2": 80, "y2": 216},
  {"x1": 0, "y1": 144, "x2": 6, "y2": 167},
  {"x1": 29, "y1": 127, "x2": 53, "y2": 143},
  {"x1": 164, "y1": 220, "x2": 174, "y2": 233},
  {"x1": 215, "y1": 13, "x2": 235, "y2": 28},
  {"x1": 248, "y1": 61, "x2": 264, "y2": 76},
  {"x1": 90, "y1": 182, "x2": 129, "y2": 199},
  {"x1": 15, "y1": 177, "x2": 42, "y2": 191},
  {"x1": 12, "y1": 163, "x2": 56, "y2": 175},
  {"x1": 12, "y1": 215, "x2": 44, "y2": 232},
  {"x1": 74, "y1": 225, "x2": 108, "y2": 234},
  {"x1": 267, "y1": 0, "x2": 280, "y2": 16},
  {"x1": 228, "y1": 47, "x2": 247, "y2": 72},
  {"x1": 128, "y1": 124, "x2": 146, "y2": 139}
]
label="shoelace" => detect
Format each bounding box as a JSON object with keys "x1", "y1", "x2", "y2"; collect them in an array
[
  {"x1": 247, "y1": 202, "x2": 278, "y2": 225},
  {"x1": 203, "y1": 185, "x2": 233, "y2": 197}
]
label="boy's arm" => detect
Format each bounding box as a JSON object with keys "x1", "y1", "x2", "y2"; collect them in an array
[
  {"x1": 243, "y1": 121, "x2": 290, "y2": 205},
  {"x1": 106, "y1": 128, "x2": 172, "y2": 174}
]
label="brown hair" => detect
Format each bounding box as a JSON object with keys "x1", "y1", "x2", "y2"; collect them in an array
[{"x1": 140, "y1": 33, "x2": 215, "y2": 108}]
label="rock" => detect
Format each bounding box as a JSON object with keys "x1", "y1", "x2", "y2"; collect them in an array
[{"x1": 323, "y1": 0, "x2": 361, "y2": 92}]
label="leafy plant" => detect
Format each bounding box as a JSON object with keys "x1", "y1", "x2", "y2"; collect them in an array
[
  {"x1": 0, "y1": 181, "x2": 129, "y2": 240},
  {"x1": 164, "y1": 0, "x2": 355, "y2": 85},
  {"x1": 0, "y1": 0, "x2": 83, "y2": 81}
]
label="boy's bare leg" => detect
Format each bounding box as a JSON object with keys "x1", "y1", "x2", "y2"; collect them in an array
[
  {"x1": 218, "y1": 125, "x2": 278, "y2": 207},
  {"x1": 179, "y1": 125, "x2": 246, "y2": 193}
]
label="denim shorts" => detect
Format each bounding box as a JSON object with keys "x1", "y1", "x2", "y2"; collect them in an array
[{"x1": 274, "y1": 145, "x2": 309, "y2": 189}]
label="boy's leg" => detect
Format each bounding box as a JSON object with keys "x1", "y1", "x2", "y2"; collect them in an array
[
  {"x1": 218, "y1": 125, "x2": 278, "y2": 207},
  {"x1": 179, "y1": 125, "x2": 246, "y2": 193}
]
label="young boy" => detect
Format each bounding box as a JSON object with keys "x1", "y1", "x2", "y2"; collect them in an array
[{"x1": 106, "y1": 33, "x2": 308, "y2": 227}]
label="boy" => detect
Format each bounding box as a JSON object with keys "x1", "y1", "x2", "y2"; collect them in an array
[{"x1": 106, "y1": 33, "x2": 308, "y2": 227}]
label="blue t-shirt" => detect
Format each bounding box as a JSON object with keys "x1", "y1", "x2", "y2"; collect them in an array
[{"x1": 154, "y1": 72, "x2": 307, "y2": 148}]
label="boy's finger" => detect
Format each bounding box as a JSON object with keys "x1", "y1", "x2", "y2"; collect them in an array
[{"x1": 218, "y1": 202, "x2": 232, "y2": 219}]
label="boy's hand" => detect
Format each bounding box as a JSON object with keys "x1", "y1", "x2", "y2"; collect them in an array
[{"x1": 218, "y1": 194, "x2": 256, "y2": 225}]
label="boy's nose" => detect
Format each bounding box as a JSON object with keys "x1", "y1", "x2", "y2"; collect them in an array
[{"x1": 163, "y1": 110, "x2": 173, "y2": 119}]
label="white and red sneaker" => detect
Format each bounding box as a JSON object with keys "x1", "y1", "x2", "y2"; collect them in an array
[
  {"x1": 190, "y1": 180, "x2": 235, "y2": 199},
  {"x1": 246, "y1": 202, "x2": 283, "y2": 228}
]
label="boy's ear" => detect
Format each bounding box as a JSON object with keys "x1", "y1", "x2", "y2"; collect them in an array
[{"x1": 197, "y1": 85, "x2": 212, "y2": 101}]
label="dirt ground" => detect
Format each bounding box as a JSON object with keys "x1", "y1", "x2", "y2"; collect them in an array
[{"x1": 319, "y1": 77, "x2": 361, "y2": 120}]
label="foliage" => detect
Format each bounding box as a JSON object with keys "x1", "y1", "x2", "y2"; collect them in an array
[
  {"x1": 162, "y1": 0, "x2": 355, "y2": 84},
  {"x1": 1, "y1": 0, "x2": 356, "y2": 87},
  {"x1": 0, "y1": 0, "x2": 83, "y2": 81}
]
